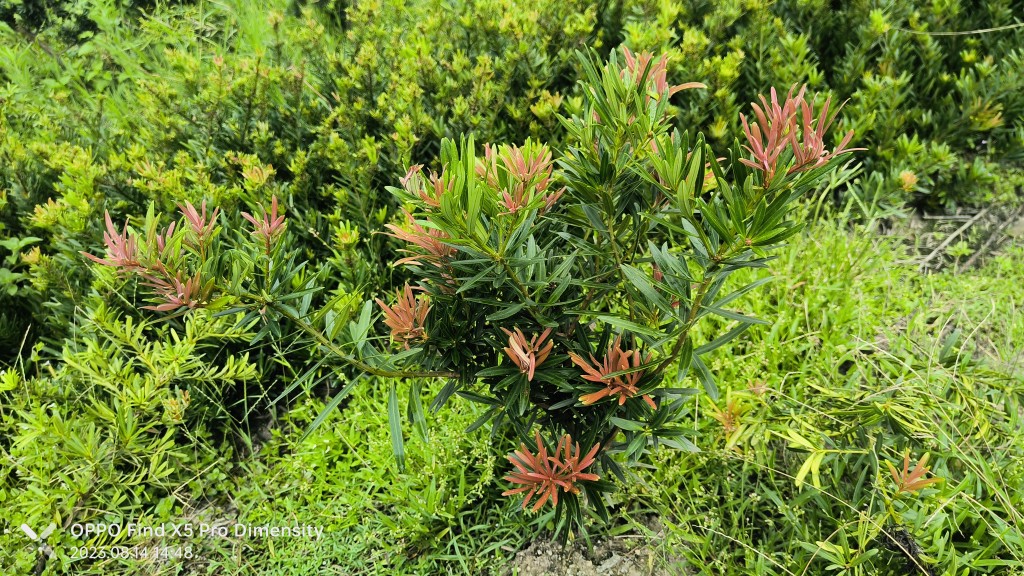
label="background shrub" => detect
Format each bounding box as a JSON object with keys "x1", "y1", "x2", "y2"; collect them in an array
[{"x1": 616, "y1": 0, "x2": 1024, "y2": 212}]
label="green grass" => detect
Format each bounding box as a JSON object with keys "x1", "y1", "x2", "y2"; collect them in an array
[
  {"x1": 639, "y1": 220, "x2": 1024, "y2": 574},
  {"x1": 93, "y1": 381, "x2": 532, "y2": 575}
]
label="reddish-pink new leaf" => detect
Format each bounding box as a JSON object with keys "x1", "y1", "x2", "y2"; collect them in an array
[
  {"x1": 242, "y1": 195, "x2": 286, "y2": 251},
  {"x1": 478, "y1": 143, "x2": 565, "y2": 216},
  {"x1": 551, "y1": 434, "x2": 600, "y2": 487},
  {"x1": 740, "y1": 84, "x2": 862, "y2": 187},
  {"x1": 501, "y1": 326, "x2": 554, "y2": 381},
  {"x1": 622, "y1": 46, "x2": 705, "y2": 98},
  {"x1": 141, "y1": 271, "x2": 205, "y2": 312},
  {"x1": 375, "y1": 283, "x2": 430, "y2": 348},
  {"x1": 385, "y1": 210, "x2": 456, "y2": 268},
  {"x1": 502, "y1": 431, "x2": 600, "y2": 512},
  {"x1": 739, "y1": 85, "x2": 802, "y2": 187},
  {"x1": 178, "y1": 200, "x2": 220, "y2": 244},
  {"x1": 81, "y1": 211, "x2": 141, "y2": 270},
  {"x1": 887, "y1": 453, "x2": 943, "y2": 494},
  {"x1": 155, "y1": 221, "x2": 177, "y2": 254},
  {"x1": 570, "y1": 335, "x2": 656, "y2": 409},
  {"x1": 400, "y1": 164, "x2": 453, "y2": 209},
  {"x1": 786, "y1": 94, "x2": 860, "y2": 176}
]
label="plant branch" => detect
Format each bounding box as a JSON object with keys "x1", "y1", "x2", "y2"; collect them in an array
[{"x1": 267, "y1": 301, "x2": 460, "y2": 379}]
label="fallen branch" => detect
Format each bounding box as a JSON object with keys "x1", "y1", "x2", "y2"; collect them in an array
[
  {"x1": 963, "y1": 204, "x2": 1024, "y2": 269},
  {"x1": 918, "y1": 207, "x2": 990, "y2": 271}
]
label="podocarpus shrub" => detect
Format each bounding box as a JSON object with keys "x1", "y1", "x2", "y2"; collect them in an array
[
  {"x1": 372, "y1": 48, "x2": 859, "y2": 532},
  {"x1": 62, "y1": 47, "x2": 859, "y2": 536}
]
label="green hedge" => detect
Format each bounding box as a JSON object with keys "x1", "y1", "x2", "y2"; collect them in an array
[{"x1": 1, "y1": 0, "x2": 1021, "y2": 356}]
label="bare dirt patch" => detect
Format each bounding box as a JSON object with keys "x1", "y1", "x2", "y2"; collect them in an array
[{"x1": 506, "y1": 518, "x2": 687, "y2": 576}]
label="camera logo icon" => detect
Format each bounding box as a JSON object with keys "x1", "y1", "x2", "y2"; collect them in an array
[{"x1": 20, "y1": 523, "x2": 57, "y2": 558}]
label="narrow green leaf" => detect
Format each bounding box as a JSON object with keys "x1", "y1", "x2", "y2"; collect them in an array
[
  {"x1": 457, "y1": 265, "x2": 497, "y2": 294},
  {"x1": 675, "y1": 338, "x2": 693, "y2": 383},
  {"x1": 548, "y1": 396, "x2": 580, "y2": 410},
  {"x1": 465, "y1": 135, "x2": 480, "y2": 233},
  {"x1": 695, "y1": 322, "x2": 753, "y2": 355},
  {"x1": 408, "y1": 381, "x2": 429, "y2": 442},
  {"x1": 621, "y1": 264, "x2": 673, "y2": 314},
  {"x1": 609, "y1": 417, "x2": 645, "y2": 431},
  {"x1": 486, "y1": 301, "x2": 526, "y2": 322},
  {"x1": 466, "y1": 406, "x2": 500, "y2": 433},
  {"x1": 581, "y1": 204, "x2": 608, "y2": 234},
  {"x1": 430, "y1": 379, "x2": 458, "y2": 413},
  {"x1": 700, "y1": 200, "x2": 733, "y2": 239},
  {"x1": 300, "y1": 374, "x2": 367, "y2": 443},
  {"x1": 691, "y1": 354, "x2": 718, "y2": 400},
  {"x1": 658, "y1": 436, "x2": 699, "y2": 452},
  {"x1": 625, "y1": 433, "x2": 647, "y2": 460},
  {"x1": 506, "y1": 210, "x2": 538, "y2": 253},
  {"x1": 277, "y1": 285, "x2": 322, "y2": 302},
  {"x1": 475, "y1": 366, "x2": 511, "y2": 378},
  {"x1": 595, "y1": 315, "x2": 663, "y2": 338},
  {"x1": 794, "y1": 455, "x2": 814, "y2": 488},
  {"x1": 213, "y1": 306, "x2": 248, "y2": 318},
  {"x1": 349, "y1": 300, "x2": 374, "y2": 347},
  {"x1": 271, "y1": 356, "x2": 331, "y2": 406},
  {"x1": 388, "y1": 382, "x2": 406, "y2": 472},
  {"x1": 455, "y1": 390, "x2": 501, "y2": 405},
  {"x1": 701, "y1": 306, "x2": 769, "y2": 325},
  {"x1": 753, "y1": 225, "x2": 803, "y2": 246}
]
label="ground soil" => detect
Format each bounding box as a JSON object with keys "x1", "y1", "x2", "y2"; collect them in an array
[{"x1": 505, "y1": 518, "x2": 687, "y2": 576}]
